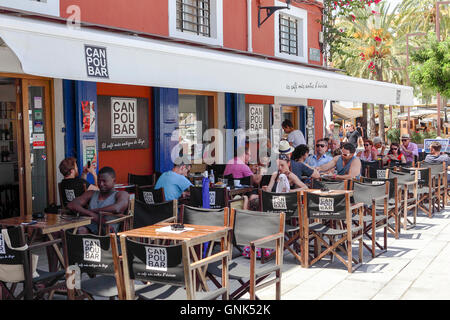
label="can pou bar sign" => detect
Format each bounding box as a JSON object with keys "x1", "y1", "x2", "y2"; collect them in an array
[
  {"x1": 111, "y1": 98, "x2": 137, "y2": 138},
  {"x1": 85, "y1": 45, "x2": 109, "y2": 79}
]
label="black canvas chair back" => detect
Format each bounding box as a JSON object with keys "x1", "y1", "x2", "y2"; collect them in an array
[
  {"x1": 232, "y1": 209, "x2": 283, "y2": 250},
  {"x1": 306, "y1": 193, "x2": 347, "y2": 220},
  {"x1": 0, "y1": 226, "x2": 26, "y2": 266},
  {"x1": 181, "y1": 205, "x2": 227, "y2": 227},
  {"x1": 312, "y1": 179, "x2": 346, "y2": 191},
  {"x1": 361, "y1": 160, "x2": 380, "y2": 177},
  {"x1": 389, "y1": 170, "x2": 415, "y2": 185},
  {"x1": 133, "y1": 199, "x2": 177, "y2": 229},
  {"x1": 421, "y1": 162, "x2": 445, "y2": 175},
  {"x1": 125, "y1": 240, "x2": 185, "y2": 286},
  {"x1": 223, "y1": 174, "x2": 251, "y2": 186},
  {"x1": 352, "y1": 181, "x2": 388, "y2": 207},
  {"x1": 260, "y1": 174, "x2": 272, "y2": 187},
  {"x1": 64, "y1": 232, "x2": 115, "y2": 276},
  {"x1": 189, "y1": 186, "x2": 226, "y2": 209},
  {"x1": 128, "y1": 173, "x2": 154, "y2": 187},
  {"x1": 137, "y1": 185, "x2": 165, "y2": 204},
  {"x1": 400, "y1": 167, "x2": 429, "y2": 186},
  {"x1": 361, "y1": 177, "x2": 397, "y2": 201},
  {"x1": 260, "y1": 190, "x2": 298, "y2": 221},
  {"x1": 59, "y1": 180, "x2": 86, "y2": 207}
]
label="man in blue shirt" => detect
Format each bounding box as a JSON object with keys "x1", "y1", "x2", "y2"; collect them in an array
[
  {"x1": 306, "y1": 139, "x2": 333, "y2": 168},
  {"x1": 155, "y1": 162, "x2": 192, "y2": 201}
]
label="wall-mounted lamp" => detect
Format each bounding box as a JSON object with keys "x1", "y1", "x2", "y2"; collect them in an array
[{"x1": 258, "y1": 0, "x2": 291, "y2": 28}]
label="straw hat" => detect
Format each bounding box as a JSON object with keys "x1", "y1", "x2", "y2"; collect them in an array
[{"x1": 279, "y1": 140, "x2": 295, "y2": 154}]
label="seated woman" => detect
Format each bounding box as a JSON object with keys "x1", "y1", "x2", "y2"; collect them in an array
[
  {"x1": 383, "y1": 142, "x2": 406, "y2": 166},
  {"x1": 243, "y1": 154, "x2": 308, "y2": 211},
  {"x1": 357, "y1": 139, "x2": 378, "y2": 162}
]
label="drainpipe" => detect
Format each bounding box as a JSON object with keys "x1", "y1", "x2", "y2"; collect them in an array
[{"x1": 247, "y1": 0, "x2": 253, "y2": 52}]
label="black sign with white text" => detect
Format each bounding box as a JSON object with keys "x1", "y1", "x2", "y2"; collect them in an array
[{"x1": 85, "y1": 45, "x2": 109, "y2": 79}]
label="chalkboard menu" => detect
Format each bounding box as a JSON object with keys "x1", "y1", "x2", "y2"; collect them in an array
[{"x1": 98, "y1": 96, "x2": 149, "y2": 151}]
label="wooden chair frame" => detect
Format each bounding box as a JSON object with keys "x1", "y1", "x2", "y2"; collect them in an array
[
  {"x1": 98, "y1": 194, "x2": 135, "y2": 236},
  {"x1": 392, "y1": 170, "x2": 418, "y2": 230},
  {"x1": 114, "y1": 228, "x2": 231, "y2": 300},
  {"x1": 301, "y1": 192, "x2": 364, "y2": 273}
]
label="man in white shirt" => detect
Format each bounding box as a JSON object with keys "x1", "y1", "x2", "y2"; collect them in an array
[{"x1": 282, "y1": 119, "x2": 306, "y2": 147}]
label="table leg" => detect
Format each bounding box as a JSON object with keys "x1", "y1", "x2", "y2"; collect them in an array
[
  {"x1": 47, "y1": 233, "x2": 66, "y2": 269},
  {"x1": 189, "y1": 246, "x2": 210, "y2": 292}
]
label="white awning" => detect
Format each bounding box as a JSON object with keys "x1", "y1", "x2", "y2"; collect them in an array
[{"x1": 0, "y1": 14, "x2": 414, "y2": 105}]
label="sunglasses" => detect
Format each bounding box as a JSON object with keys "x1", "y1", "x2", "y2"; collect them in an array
[
  {"x1": 401, "y1": 139, "x2": 408, "y2": 141},
  {"x1": 364, "y1": 144, "x2": 369, "y2": 147},
  {"x1": 316, "y1": 144, "x2": 326, "y2": 148},
  {"x1": 342, "y1": 153, "x2": 351, "y2": 157},
  {"x1": 391, "y1": 148, "x2": 398, "y2": 151}
]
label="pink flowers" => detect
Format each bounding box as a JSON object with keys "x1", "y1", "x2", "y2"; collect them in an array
[
  {"x1": 374, "y1": 36, "x2": 382, "y2": 42},
  {"x1": 351, "y1": 14, "x2": 356, "y2": 21}
]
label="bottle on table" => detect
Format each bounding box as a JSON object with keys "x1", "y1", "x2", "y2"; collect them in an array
[{"x1": 209, "y1": 169, "x2": 215, "y2": 185}]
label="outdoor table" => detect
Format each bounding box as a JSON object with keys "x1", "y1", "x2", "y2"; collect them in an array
[
  {"x1": 117, "y1": 222, "x2": 230, "y2": 293},
  {"x1": 0, "y1": 214, "x2": 92, "y2": 270},
  {"x1": 228, "y1": 186, "x2": 255, "y2": 198}
]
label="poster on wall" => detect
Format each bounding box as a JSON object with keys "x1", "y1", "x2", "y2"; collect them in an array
[
  {"x1": 82, "y1": 139, "x2": 97, "y2": 168},
  {"x1": 306, "y1": 106, "x2": 315, "y2": 150},
  {"x1": 82, "y1": 101, "x2": 96, "y2": 133},
  {"x1": 97, "y1": 96, "x2": 149, "y2": 151},
  {"x1": 32, "y1": 133, "x2": 45, "y2": 149}
]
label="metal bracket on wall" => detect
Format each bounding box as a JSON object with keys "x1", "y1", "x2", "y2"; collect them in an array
[{"x1": 258, "y1": 0, "x2": 291, "y2": 28}]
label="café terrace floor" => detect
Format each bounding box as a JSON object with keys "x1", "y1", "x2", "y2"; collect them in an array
[{"x1": 35, "y1": 204, "x2": 450, "y2": 300}]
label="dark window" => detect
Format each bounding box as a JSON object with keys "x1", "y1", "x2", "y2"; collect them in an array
[
  {"x1": 279, "y1": 15, "x2": 298, "y2": 56},
  {"x1": 176, "y1": 0, "x2": 211, "y2": 37}
]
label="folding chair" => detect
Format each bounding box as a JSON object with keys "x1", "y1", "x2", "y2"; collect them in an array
[
  {"x1": 188, "y1": 186, "x2": 242, "y2": 209},
  {"x1": 62, "y1": 231, "x2": 149, "y2": 300},
  {"x1": 131, "y1": 199, "x2": 178, "y2": 230},
  {"x1": 207, "y1": 208, "x2": 285, "y2": 300},
  {"x1": 115, "y1": 234, "x2": 230, "y2": 300},
  {"x1": 401, "y1": 167, "x2": 434, "y2": 218},
  {"x1": 0, "y1": 226, "x2": 66, "y2": 300},
  {"x1": 389, "y1": 171, "x2": 418, "y2": 230},
  {"x1": 224, "y1": 174, "x2": 251, "y2": 187},
  {"x1": 420, "y1": 162, "x2": 447, "y2": 213},
  {"x1": 136, "y1": 185, "x2": 165, "y2": 205},
  {"x1": 301, "y1": 191, "x2": 364, "y2": 273},
  {"x1": 58, "y1": 181, "x2": 87, "y2": 209},
  {"x1": 259, "y1": 190, "x2": 302, "y2": 264},
  {"x1": 98, "y1": 194, "x2": 135, "y2": 236},
  {"x1": 351, "y1": 181, "x2": 389, "y2": 258},
  {"x1": 361, "y1": 160, "x2": 383, "y2": 178},
  {"x1": 260, "y1": 174, "x2": 273, "y2": 188},
  {"x1": 312, "y1": 178, "x2": 349, "y2": 191},
  {"x1": 128, "y1": 173, "x2": 155, "y2": 187},
  {"x1": 361, "y1": 177, "x2": 400, "y2": 239}
]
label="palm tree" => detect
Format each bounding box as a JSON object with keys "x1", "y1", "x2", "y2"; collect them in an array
[{"x1": 331, "y1": 2, "x2": 409, "y2": 141}]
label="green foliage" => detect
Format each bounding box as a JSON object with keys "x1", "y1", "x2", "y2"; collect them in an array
[
  {"x1": 410, "y1": 131, "x2": 424, "y2": 144},
  {"x1": 386, "y1": 128, "x2": 400, "y2": 143},
  {"x1": 408, "y1": 32, "x2": 450, "y2": 99}
]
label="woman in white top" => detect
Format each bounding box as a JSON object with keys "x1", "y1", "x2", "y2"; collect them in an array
[{"x1": 357, "y1": 139, "x2": 378, "y2": 162}]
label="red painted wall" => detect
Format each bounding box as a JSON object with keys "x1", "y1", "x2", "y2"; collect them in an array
[
  {"x1": 252, "y1": 0, "x2": 275, "y2": 56},
  {"x1": 97, "y1": 83, "x2": 154, "y2": 184},
  {"x1": 308, "y1": 99, "x2": 324, "y2": 140},
  {"x1": 245, "y1": 94, "x2": 274, "y2": 105},
  {"x1": 223, "y1": 0, "x2": 247, "y2": 51},
  {"x1": 306, "y1": 5, "x2": 323, "y2": 66},
  {"x1": 60, "y1": 0, "x2": 169, "y2": 36}
]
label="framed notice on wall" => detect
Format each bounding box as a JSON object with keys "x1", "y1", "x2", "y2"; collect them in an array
[{"x1": 97, "y1": 96, "x2": 149, "y2": 151}]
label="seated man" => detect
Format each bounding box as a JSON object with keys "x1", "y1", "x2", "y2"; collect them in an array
[
  {"x1": 155, "y1": 161, "x2": 192, "y2": 201},
  {"x1": 305, "y1": 139, "x2": 333, "y2": 168},
  {"x1": 223, "y1": 146, "x2": 262, "y2": 186},
  {"x1": 425, "y1": 141, "x2": 450, "y2": 182},
  {"x1": 67, "y1": 167, "x2": 129, "y2": 234},
  {"x1": 59, "y1": 157, "x2": 99, "y2": 207},
  {"x1": 291, "y1": 144, "x2": 320, "y2": 181},
  {"x1": 318, "y1": 143, "x2": 362, "y2": 180}
]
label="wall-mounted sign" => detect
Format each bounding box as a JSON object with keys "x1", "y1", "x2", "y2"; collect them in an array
[
  {"x1": 248, "y1": 105, "x2": 264, "y2": 132},
  {"x1": 32, "y1": 133, "x2": 45, "y2": 149},
  {"x1": 33, "y1": 120, "x2": 43, "y2": 133},
  {"x1": 306, "y1": 106, "x2": 315, "y2": 150},
  {"x1": 111, "y1": 98, "x2": 137, "y2": 138},
  {"x1": 424, "y1": 139, "x2": 449, "y2": 153},
  {"x1": 85, "y1": 45, "x2": 109, "y2": 79},
  {"x1": 82, "y1": 139, "x2": 97, "y2": 168},
  {"x1": 309, "y1": 48, "x2": 321, "y2": 62},
  {"x1": 98, "y1": 96, "x2": 149, "y2": 151}
]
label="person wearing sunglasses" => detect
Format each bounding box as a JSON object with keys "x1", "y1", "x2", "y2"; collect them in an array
[
  {"x1": 357, "y1": 139, "x2": 378, "y2": 161},
  {"x1": 399, "y1": 133, "x2": 418, "y2": 164},
  {"x1": 305, "y1": 139, "x2": 333, "y2": 168},
  {"x1": 317, "y1": 143, "x2": 362, "y2": 180},
  {"x1": 383, "y1": 142, "x2": 406, "y2": 166}
]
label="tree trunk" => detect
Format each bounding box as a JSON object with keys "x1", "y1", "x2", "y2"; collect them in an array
[
  {"x1": 369, "y1": 103, "x2": 376, "y2": 139},
  {"x1": 362, "y1": 102, "x2": 368, "y2": 133},
  {"x1": 378, "y1": 103, "x2": 385, "y2": 142}
]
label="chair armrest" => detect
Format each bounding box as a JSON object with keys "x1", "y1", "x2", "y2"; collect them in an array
[
  {"x1": 28, "y1": 238, "x2": 62, "y2": 251},
  {"x1": 99, "y1": 211, "x2": 126, "y2": 218},
  {"x1": 250, "y1": 232, "x2": 284, "y2": 247},
  {"x1": 228, "y1": 198, "x2": 243, "y2": 204},
  {"x1": 402, "y1": 181, "x2": 417, "y2": 186},
  {"x1": 104, "y1": 215, "x2": 133, "y2": 225},
  {"x1": 160, "y1": 217, "x2": 177, "y2": 223},
  {"x1": 350, "y1": 202, "x2": 364, "y2": 211},
  {"x1": 372, "y1": 194, "x2": 388, "y2": 204}
]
